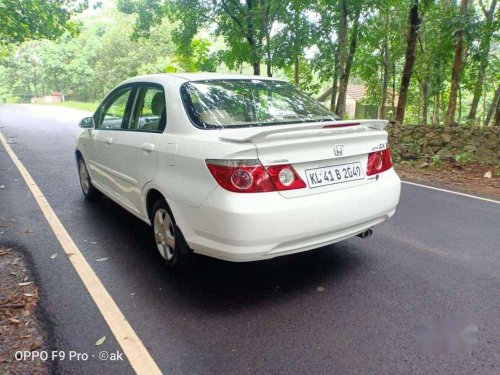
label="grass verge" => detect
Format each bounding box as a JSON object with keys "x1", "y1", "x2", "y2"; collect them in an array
[{"x1": 51, "y1": 101, "x2": 98, "y2": 112}]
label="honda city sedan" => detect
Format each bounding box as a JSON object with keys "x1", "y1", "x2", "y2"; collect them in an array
[{"x1": 76, "y1": 73, "x2": 401, "y2": 269}]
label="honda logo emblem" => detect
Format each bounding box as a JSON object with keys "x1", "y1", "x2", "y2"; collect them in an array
[{"x1": 334, "y1": 144, "x2": 344, "y2": 156}]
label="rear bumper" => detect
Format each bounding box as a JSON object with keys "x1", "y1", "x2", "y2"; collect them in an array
[{"x1": 170, "y1": 168, "x2": 401, "y2": 262}]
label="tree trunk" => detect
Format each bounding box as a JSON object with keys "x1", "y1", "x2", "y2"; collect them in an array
[
  {"x1": 294, "y1": 55, "x2": 299, "y2": 85},
  {"x1": 484, "y1": 85, "x2": 500, "y2": 126},
  {"x1": 330, "y1": 46, "x2": 340, "y2": 112},
  {"x1": 482, "y1": 84, "x2": 486, "y2": 124},
  {"x1": 336, "y1": 6, "x2": 361, "y2": 117},
  {"x1": 458, "y1": 85, "x2": 462, "y2": 123},
  {"x1": 379, "y1": 28, "x2": 390, "y2": 119},
  {"x1": 432, "y1": 93, "x2": 440, "y2": 125},
  {"x1": 395, "y1": 0, "x2": 421, "y2": 124},
  {"x1": 391, "y1": 60, "x2": 396, "y2": 118},
  {"x1": 495, "y1": 98, "x2": 500, "y2": 127},
  {"x1": 445, "y1": 0, "x2": 469, "y2": 126},
  {"x1": 266, "y1": 34, "x2": 272, "y2": 77},
  {"x1": 421, "y1": 82, "x2": 428, "y2": 124},
  {"x1": 253, "y1": 60, "x2": 261, "y2": 75},
  {"x1": 334, "y1": 0, "x2": 348, "y2": 116},
  {"x1": 467, "y1": 0, "x2": 497, "y2": 120}
]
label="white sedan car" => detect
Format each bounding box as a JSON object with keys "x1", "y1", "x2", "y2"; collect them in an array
[{"x1": 76, "y1": 73, "x2": 401, "y2": 269}]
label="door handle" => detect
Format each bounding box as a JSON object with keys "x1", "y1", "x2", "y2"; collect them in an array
[
  {"x1": 105, "y1": 137, "x2": 113, "y2": 144},
  {"x1": 141, "y1": 143, "x2": 155, "y2": 152}
]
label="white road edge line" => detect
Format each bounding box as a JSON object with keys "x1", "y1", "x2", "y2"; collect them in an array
[
  {"x1": 402, "y1": 180, "x2": 500, "y2": 204},
  {"x1": 0, "y1": 132, "x2": 162, "y2": 375}
]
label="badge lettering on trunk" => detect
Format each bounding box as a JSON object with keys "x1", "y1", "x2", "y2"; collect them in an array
[{"x1": 334, "y1": 144, "x2": 344, "y2": 157}]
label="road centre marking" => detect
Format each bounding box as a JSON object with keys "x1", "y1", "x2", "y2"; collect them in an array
[
  {"x1": 402, "y1": 180, "x2": 500, "y2": 204},
  {"x1": 0, "y1": 132, "x2": 162, "y2": 375}
]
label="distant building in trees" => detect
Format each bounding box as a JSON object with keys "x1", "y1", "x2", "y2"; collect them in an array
[
  {"x1": 317, "y1": 84, "x2": 398, "y2": 120},
  {"x1": 31, "y1": 92, "x2": 65, "y2": 104}
]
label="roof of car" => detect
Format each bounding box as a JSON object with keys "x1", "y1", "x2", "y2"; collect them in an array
[
  {"x1": 123, "y1": 72, "x2": 284, "y2": 85},
  {"x1": 170, "y1": 72, "x2": 282, "y2": 81}
]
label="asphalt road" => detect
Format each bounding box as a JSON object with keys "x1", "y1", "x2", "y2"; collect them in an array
[{"x1": 0, "y1": 104, "x2": 499, "y2": 375}]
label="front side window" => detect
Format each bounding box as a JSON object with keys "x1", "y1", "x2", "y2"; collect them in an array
[
  {"x1": 97, "y1": 88, "x2": 133, "y2": 129},
  {"x1": 181, "y1": 79, "x2": 338, "y2": 129},
  {"x1": 129, "y1": 86, "x2": 166, "y2": 132}
]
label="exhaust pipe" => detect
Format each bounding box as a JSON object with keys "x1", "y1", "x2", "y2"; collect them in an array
[{"x1": 356, "y1": 229, "x2": 373, "y2": 239}]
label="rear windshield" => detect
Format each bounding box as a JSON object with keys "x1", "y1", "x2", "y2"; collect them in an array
[{"x1": 180, "y1": 79, "x2": 338, "y2": 129}]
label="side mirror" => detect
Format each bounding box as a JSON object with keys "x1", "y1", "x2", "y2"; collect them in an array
[{"x1": 79, "y1": 117, "x2": 94, "y2": 128}]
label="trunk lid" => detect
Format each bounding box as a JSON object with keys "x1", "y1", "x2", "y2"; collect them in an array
[{"x1": 219, "y1": 120, "x2": 390, "y2": 198}]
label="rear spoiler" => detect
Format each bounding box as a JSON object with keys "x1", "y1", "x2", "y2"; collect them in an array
[{"x1": 219, "y1": 119, "x2": 389, "y2": 143}]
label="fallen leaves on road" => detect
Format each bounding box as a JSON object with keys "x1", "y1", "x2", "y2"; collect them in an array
[
  {"x1": 95, "y1": 336, "x2": 106, "y2": 346},
  {"x1": 17, "y1": 281, "x2": 32, "y2": 287},
  {"x1": 0, "y1": 249, "x2": 12, "y2": 257},
  {"x1": 0, "y1": 247, "x2": 48, "y2": 374}
]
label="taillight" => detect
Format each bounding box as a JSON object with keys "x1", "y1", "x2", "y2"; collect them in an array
[
  {"x1": 266, "y1": 164, "x2": 306, "y2": 190},
  {"x1": 206, "y1": 160, "x2": 306, "y2": 193},
  {"x1": 366, "y1": 148, "x2": 392, "y2": 176}
]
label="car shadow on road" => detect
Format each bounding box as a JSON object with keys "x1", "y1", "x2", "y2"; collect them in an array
[{"x1": 84, "y1": 197, "x2": 367, "y2": 312}]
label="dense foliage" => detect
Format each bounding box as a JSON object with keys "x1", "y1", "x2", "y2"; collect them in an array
[
  {"x1": 0, "y1": 0, "x2": 87, "y2": 44},
  {"x1": 0, "y1": 0, "x2": 498, "y2": 125}
]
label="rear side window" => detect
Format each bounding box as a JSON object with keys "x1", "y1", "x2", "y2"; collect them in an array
[
  {"x1": 180, "y1": 79, "x2": 338, "y2": 129},
  {"x1": 129, "y1": 86, "x2": 166, "y2": 132},
  {"x1": 96, "y1": 88, "x2": 133, "y2": 129}
]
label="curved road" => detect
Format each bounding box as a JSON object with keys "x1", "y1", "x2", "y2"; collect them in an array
[{"x1": 0, "y1": 104, "x2": 499, "y2": 374}]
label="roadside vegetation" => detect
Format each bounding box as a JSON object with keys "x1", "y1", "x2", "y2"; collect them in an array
[
  {"x1": 36, "y1": 101, "x2": 99, "y2": 112},
  {"x1": 0, "y1": 0, "x2": 498, "y2": 127}
]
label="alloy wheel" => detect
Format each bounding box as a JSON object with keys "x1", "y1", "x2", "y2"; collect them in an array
[
  {"x1": 153, "y1": 208, "x2": 176, "y2": 260},
  {"x1": 79, "y1": 160, "x2": 90, "y2": 194}
]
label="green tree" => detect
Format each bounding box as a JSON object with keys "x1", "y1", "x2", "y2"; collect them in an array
[
  {"x1": 444, "y1": 0, "x2": 473, "y2": 125},
  {"x1": 118, "y1": 0, "x2": 282, "y2": 75},
  {"x1": 0, "y1": 0, "x2": 87, "y2": 44},
  {"x1": 467, "y1": 0, "x2": 498, "y2": 120},
  {"x1": 272, "y1": 0, "x2": 314, "y2": 83},
  {"x1": 312, "y1": 0, "x2": 365, "y2": 116}
]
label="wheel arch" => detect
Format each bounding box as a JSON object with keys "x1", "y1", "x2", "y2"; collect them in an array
[
  {"x1": 146, "y1": 188, "x2": 170, "y2": 222},
  {"x1": 75, "y1": 149, "x2": 83, "y2": 163}
]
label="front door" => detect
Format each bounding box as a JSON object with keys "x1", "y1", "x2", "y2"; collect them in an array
[
  {"x1": 88, "y1": 86, "x2": 135, "y2": 202},
  {"x1": 104, "y1": 84, "x2": 166, "y2": 217}
]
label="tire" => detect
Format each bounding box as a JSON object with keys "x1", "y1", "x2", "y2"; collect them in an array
[
  {"x1": 151, "y1": 199, "x2": 194, "y2": 271},
  {"x1": 78, "y1": 157, "x2": 102, "y2": 201}
]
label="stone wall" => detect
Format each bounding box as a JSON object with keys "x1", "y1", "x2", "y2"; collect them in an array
[{"x1": 386, "y1": 124, "x2": 500, "y2": 165}]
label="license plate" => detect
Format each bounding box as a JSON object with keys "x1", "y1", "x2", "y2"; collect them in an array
[{"x1": 305, "y1": 162, "x2": 364, "y2": 188}]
